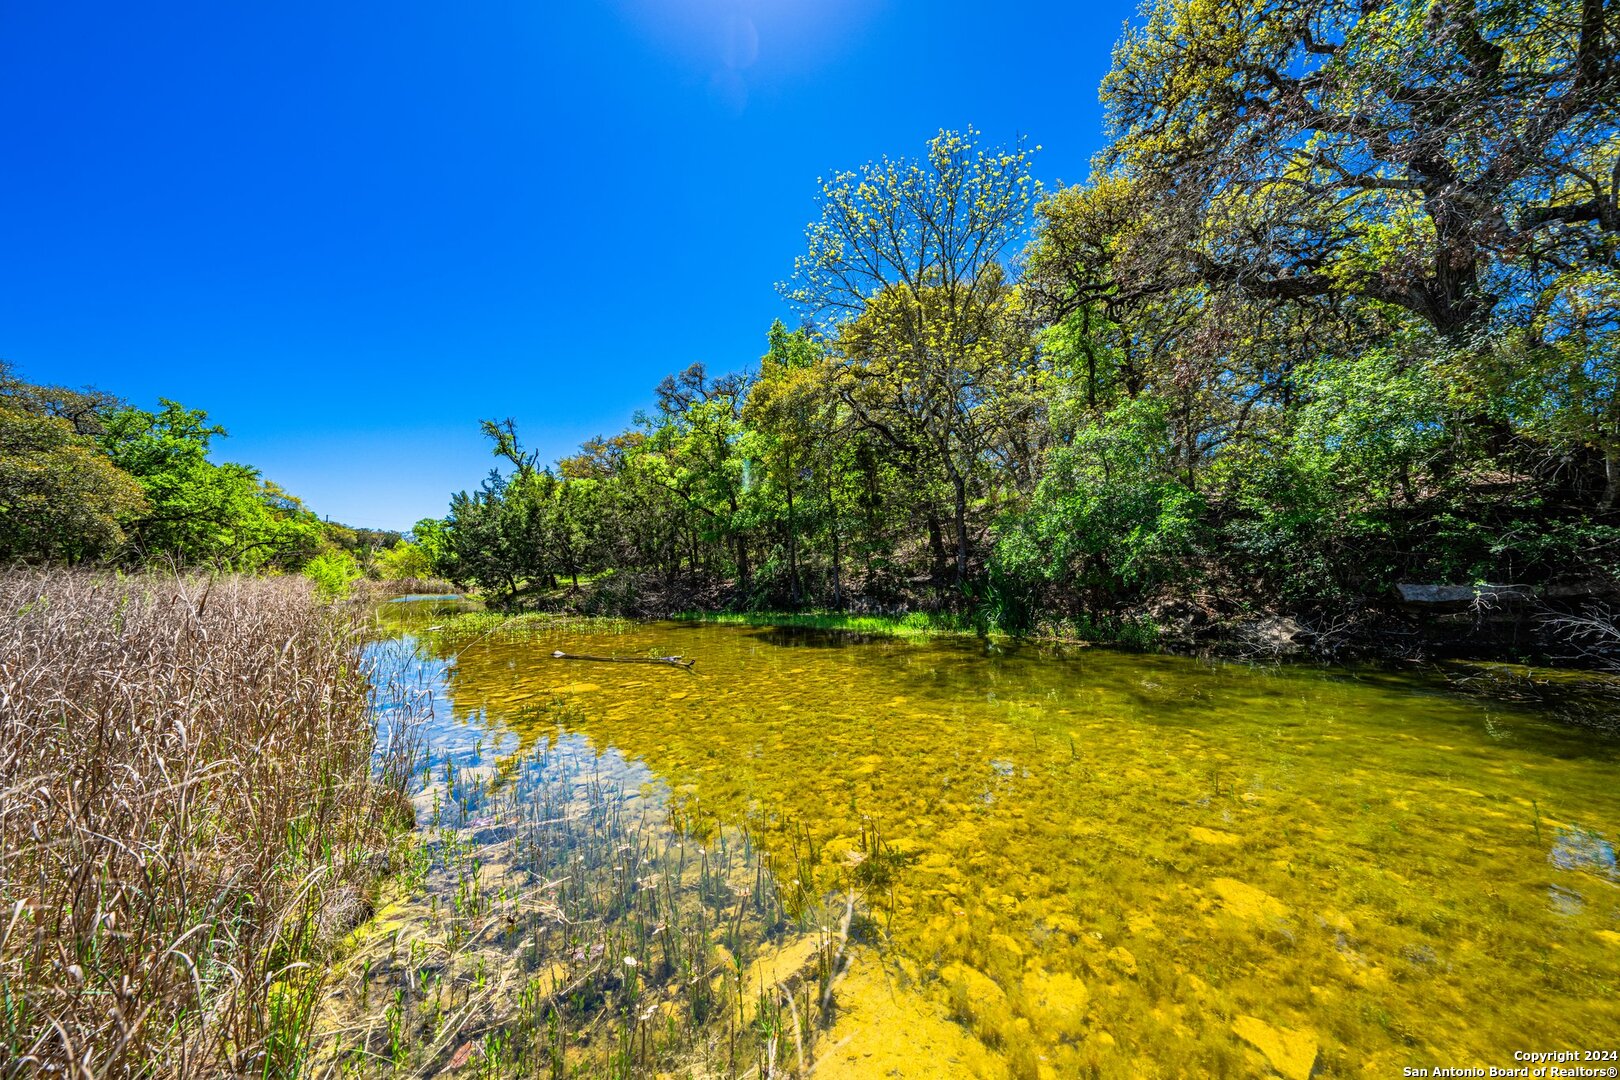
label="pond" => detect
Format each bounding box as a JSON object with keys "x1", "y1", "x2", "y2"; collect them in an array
[{"x1": 346, "y1": 600, "x2": 1620, "y2": 1079}]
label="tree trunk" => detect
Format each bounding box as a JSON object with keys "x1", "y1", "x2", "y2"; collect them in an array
[
  {"x1": 831, "y1": 525, "x2": 844, "y2": 609},
  {"x1": 826, "y1": 471, "x2": 844, "y2": 610},
  {"x1": 786, "y1": 485, "x2": 800, "y2": 606},
  {"x1": 1603, "y1": 445, "x2": 1620, "y2": 510},
  {"x1": 951, "y1": 471, "x2": 969, "y2": 587},
  {"x1": 926, "y1": 510, "x2": 948, "y2": 587},
  {"x1": 1080, "y1": 307, "x2": 1098, "y2": 409},
  {"x1": 729, "y1": 492, "x2": 749, "y2": 593}
]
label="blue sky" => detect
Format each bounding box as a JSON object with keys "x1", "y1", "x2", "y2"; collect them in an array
[{"x1": 1, "y1": 1, "x2": 1130, "y2": 530}]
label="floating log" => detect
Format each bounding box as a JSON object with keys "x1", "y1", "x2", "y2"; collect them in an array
[{"x1": 552, "y1": 650, "x2": 695, "y2": 669}]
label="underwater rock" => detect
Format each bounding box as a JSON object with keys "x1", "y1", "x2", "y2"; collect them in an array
[
  {"x1": 987, "y1": 931, "x2": 1026, "y2": 970},
  {"x1": 940, "y1": 961, "x2": 1007, "y2": 1028},
  {"x1": 1231, "y1": 1014, "x2": 1319, "y2": 1080},
  {"x1": 1126, "y1": 912, "x2": 1164, "y2": 940},
  {"x1": 819, "y1": 950, "x2": 1004, "y2": 1079},
  {"x1": 1181, "y1": 972, "x2": 1216, "y2": 1002},
  {"x1": 745, "y1": 934, "x2": 824, "y2": 1002},
  {"x1": 1315, "y1": 909, "x2": 1356, "y2": 935},
  {"x1": 1026, "y1": 969, "x2": 1089, "y2": 1041},
  {"x1": 1210, "y1": 877, "x2": 1289, "y2": 923},
  {"x1": 1188, "y1": 826, "x2": 1241, "y2": 846}
]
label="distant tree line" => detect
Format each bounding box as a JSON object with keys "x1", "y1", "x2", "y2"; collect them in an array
[
  {"x1": 419, "y1": 0, "x2": 1618, "y2": 630},
  {"x1": 0, "y1": 364, "x2": 404, "y2": 585}
]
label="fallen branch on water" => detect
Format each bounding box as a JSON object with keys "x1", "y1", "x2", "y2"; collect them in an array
[{"x1": 551, "y1": 650, "x2": 695, "y2": 669}]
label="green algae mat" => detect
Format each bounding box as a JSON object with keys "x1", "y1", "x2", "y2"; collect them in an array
[{"x1": 348, "y1": 602, "x2": 1619, "y2": 1079}]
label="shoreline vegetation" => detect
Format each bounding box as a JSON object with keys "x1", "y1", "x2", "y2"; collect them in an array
[
  {"x1": 371, "y1": 572, "x2": 1620, "y2": 675},
  {"x1": 0, "y1": 573, "x2": 910, "y2": 1078},
  {"x1": 0, "y1": 570, "x2": 423, "y2": 1076},
  {"x1": 675, "y1": 609, "x2": 996, "y2": 640},
  {"x1": 395, "y1": 575, "x2": 1620, "y2": 667},
  {"x1": 671, "y1": 608, "x2": 1163, "y2": 651}
]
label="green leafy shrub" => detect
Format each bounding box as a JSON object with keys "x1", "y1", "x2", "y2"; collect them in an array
[{"x1": 303, "y1": 550, "x2": 363, "y2": 600}]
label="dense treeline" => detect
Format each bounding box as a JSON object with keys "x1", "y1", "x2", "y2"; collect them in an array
[
  {"x1": 419, "y1": 0, "x2": 1619, "y2": 641},
  {"x1": 0, "y1": 363, "x2": 407, "y2": 588}
]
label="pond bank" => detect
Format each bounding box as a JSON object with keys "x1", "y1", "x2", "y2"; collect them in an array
[{"x1": 450, "y1": 568, "x2": 1620, "y2": 668}]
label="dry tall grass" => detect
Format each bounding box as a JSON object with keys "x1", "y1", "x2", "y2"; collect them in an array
[{"x1": 0, "y1": 570, "x2": 413, "y2": 1077}]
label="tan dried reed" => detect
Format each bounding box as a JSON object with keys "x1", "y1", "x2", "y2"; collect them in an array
[{"x1": 0, "y1": 569, "x2": 410, "y2": 1078}]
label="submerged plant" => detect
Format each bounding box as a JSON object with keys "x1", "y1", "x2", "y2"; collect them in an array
[{"x1": 312, "y1": 702, "x2": 866, "y2": 1078}]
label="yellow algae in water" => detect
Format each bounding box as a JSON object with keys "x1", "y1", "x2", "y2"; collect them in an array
[
  {"x1": 1024, "y1": 968, "x2": 1089, "y2": 1041},
  {"x1": 1595, "y1": 929, "x2": 1620, "y2": 947},
  {"x1": 940, "y1": 961, "x2": 1012, "y2": 1039},
  {"x1": 1317, "y1": 908, "x2": 1356, "y2": 935},
  {"x1": 555, "y1": 682, "x2": 601, "y2": 694},
  {"x1": 1126, "y1": 911, "x2": 1164, "y2": 940},
  {"x1": 1188, "y1": 825, "x2": 1241, "y2": 845},
  {"x1": 744, "y1": 934, "x2": 823, "y2": 1003},
  {"x1": 1106, "y1": 945, "x2": 1138, "y2": 977},
  {"x1": 818, "y1": 952, "x2": 1006, "y2": 1079},
  {"x1": 1181, "y1": 971, "x2": 1216, "y2": 1002},
  {"x1": 1231, "y1": 1014, "x2": 1319, "y2": 1080},
  {"x1": 1210, "y1": 877, "x2": 1289, "y2": 922},
  {"x1": 986, "y1": 931, "x2": 1025, "y2": 969}
]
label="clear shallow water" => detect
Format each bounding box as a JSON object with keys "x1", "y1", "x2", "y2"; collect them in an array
[{"x1": 367, "y1": 603, "x2": 1620, "y2": 1078}]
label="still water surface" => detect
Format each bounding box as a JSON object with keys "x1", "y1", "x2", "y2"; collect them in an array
[{"x1": 370, "y1": 602, "x2": 1619, "y2": 1078}]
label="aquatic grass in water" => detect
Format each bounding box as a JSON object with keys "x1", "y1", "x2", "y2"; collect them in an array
[
  {"x1": 673, "y1": 609, "x2": 1165, "y2": 648},
  {"x1": 314, "y1": 701, "x2": 862, "y2": 1077}
]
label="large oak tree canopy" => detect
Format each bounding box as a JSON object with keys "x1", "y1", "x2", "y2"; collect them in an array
[{"x1": 1101, "y1": 0, "x2": 1618, "y2": 334}]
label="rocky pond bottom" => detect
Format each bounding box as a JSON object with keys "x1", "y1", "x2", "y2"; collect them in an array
[{"x1": 324, "y1": 602, "x2": 1620, "y2": 1078}]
